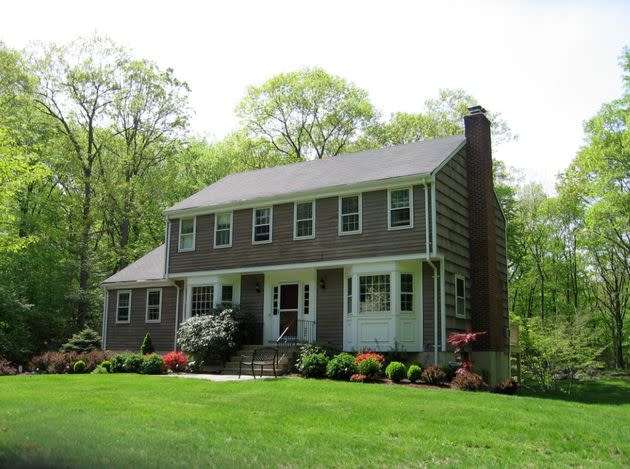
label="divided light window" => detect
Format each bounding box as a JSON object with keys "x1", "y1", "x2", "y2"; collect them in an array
[
  {"x1": 339, "y1": 194, "x2": 361, "y2": 235},
  {"x1": 146, "y1": 289, "x2": 162, "y2": 323},
  {"x1": 455, "y1": 276, "x2": 466, "y2": 318},
  {"x1": 221, "y1": 285, "x2": 233, "y2": 305},
  {"x1": 359, "y1": 275, "x2": 391, "y2": 313},
  {"x1": 214, "y1": 212, "x2": 233, "y2": 248},
  {"x1": 303, "y1": 284, "x2": 310, "y2": 315},
  {"x1": 191, "y1": 286, "x2": 213, "y2": 316},
  {"x1": 253, "y1": 207, "x2": 272, "y2": 244},
  {"x1": 294, "y1": 201, "x2": 315, "y2": 239},
  {"x1": 346, "y1": 278, "x2": 353, "y2": 315},
  {"x1": 388, "y1": 188, "x2": 413, "y2": 229},
  {"x1": 116, "y1": 290, "x2": 131, "y2": 323},
  {"x1": 179, "y1": 217, "x2": 196, "y2": 251},
  {"x1": 400, "y1": 274, "x2": 413, "y2": 312}
]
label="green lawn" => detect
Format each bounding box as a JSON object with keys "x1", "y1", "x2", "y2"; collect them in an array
[{"x1": 1, "y1": 375, "x2": 629, "y2": 468}]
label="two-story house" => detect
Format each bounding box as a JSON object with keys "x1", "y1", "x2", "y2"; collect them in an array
[{"x1": 101, "y1": 106, "x2": 509, "y2": 383}]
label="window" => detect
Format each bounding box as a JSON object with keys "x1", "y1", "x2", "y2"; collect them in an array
[
  {"x1": 146, "y1": 289, "x2": 162, "y2": 323},
  {"x1": 455, "y1": 276, "x2": 466, "y2": 318},
  {"x1": 359, "y1": 275, "x2": 391, "y2": 313},
  {"x1": 339, "y1": 194, "x2": 362, "y2": 235},
  {"x1": 116, "y1": 290, "x2": 131, "y2": 323},
  {"x1": 273, "y1": 286, "x2": 279, "y2": 315},
  {"x1": 214, "y1": 212, "x2": 232, "y2": 248},
  {"x1": 303, "y1": 284, "x2": 310, "y2": 314},
  {"x1": 221, "y1": 285, "x2": 233, "y2": 305},
  {"x1": 179, "y1": 217, "x2": 196, "y2": 251},
  {"x1": 252, "y1": 207, "x2": 272, "y2": 243},
  {"x1": 346, "y1": 278, "x2": 353, "y2": 315},
  {"x1": 294, "y1": 201, "x2": 315, "y2": 239},
  {"x1": 191, "y1": 286, "x2": 213, "y2": 316},
  {"x1": 400, "y1": 274, "x2": 413, "y2": 312},
  {"x1": 388, "y1": 188, "x2": 413, "y2": 229}
]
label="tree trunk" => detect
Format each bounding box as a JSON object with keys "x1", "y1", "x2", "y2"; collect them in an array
[{"x1": 77, "y1": 174, "x2": 92, "y2": 329}]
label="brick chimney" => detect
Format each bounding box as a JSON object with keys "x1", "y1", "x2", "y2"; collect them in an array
[{"x1": 464, "y1": 106, "x2": 505, "y2": 352}]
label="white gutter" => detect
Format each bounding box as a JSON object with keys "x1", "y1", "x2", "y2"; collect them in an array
[
  {"x1": 423, "y1": 182, "x2": 430, "y2": 256},
  {"x1": 427, "y1": 260, "x2": 439, "y2": 364},
  {"x1": 101, "y1": 287, "x2": 108, "y2": 350},
  {"x1": 173, "y1": 282, "x2": 180, "y2": 351}
]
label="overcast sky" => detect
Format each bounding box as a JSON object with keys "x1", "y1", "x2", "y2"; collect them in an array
[{"x1": 2, "y1": 0, "x2": 629, "y2": 190}]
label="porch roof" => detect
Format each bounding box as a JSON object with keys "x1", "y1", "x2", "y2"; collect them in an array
[{"x1": 101, "y1": 244, "x2": 165, "y2": 285}]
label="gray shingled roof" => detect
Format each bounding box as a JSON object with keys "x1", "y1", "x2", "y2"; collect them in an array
[
  {"x1": 102, "y1": 244, "x2": 165, "y2": 284},
  {"x1": 165, "y1": 134, "x2": 466, "y2": 213}
]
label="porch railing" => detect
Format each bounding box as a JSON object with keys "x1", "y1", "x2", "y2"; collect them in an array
[{"x1": 276, "y1": 319, "x2": 316, "y2": 353}]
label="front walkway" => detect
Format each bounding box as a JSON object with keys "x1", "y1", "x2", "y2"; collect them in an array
[{"x1": 164, "y1": 373, "x2": 283, "y2": 382}]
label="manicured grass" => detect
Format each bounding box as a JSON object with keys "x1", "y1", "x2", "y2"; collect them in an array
[{"x1": 1, "y1": 375, "x2": 629, "y2": 468}]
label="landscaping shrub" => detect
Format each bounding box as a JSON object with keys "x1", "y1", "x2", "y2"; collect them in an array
[
  {"x1": 421, "y1": 365, "x2": 447, "y2": 385},
  {"x1": 441, "y1": 364, "x2": 458, "y2": 382},
  {"x1": 91, "y1": 365, "x2": 109, "y2": 374},
  {"x1": 350, "y1": 373, "x2": 367, "y2": 383},
  {"x1": 385, "y1": 361, "x2": 406, "y2": 382},
  {"x1": 295, "y1": 343, "x2": 337, "y2": 372},
  {"x1": 99, "y1": 360, "x2": 112, "y2": 373},
  {"x1": 177, "y1": 310, "x2": 239, "y2": 362},
  {"x1": 325, "y1": 353, "x2": 357, "y2": 380},
  {"x1": 0, "y1": 357, "x2": 16, "y2": 376},
  {"x1": 299, "y1": 353, "x2": 329, "y2": 378},
  {"x1": 354, "y1": 352, "x2": 385, "y2": 365},
  {"x1": 493, "y1": 377, "x2": 520, "y2": 395},
  {"x1": 123, "y1": 354, "x2": 144, "y2": 373},
  {"x1": 110, "y1": 354, "x2": 128, "y2": 372},
  {"x1": 80, "y1": 350, "x2": 112, "y2": 372},
  {"x1": 452, "y1": 371, "x2": 486, "y2": 391},
  {"x1": 73, "y1": 360, "x2": 86, "y2": 374},
  {"x1": 142, "y1": 354, "x2": 165, "y2": 375},
  {"x1": 407, "y1": 364, "x2": 422, "y2": 383},
  {"x1": 141, "y1": 332, "x2": 155, "y2": 355},
  {"x1": 29, "y1": 351, "x2": 77, "y2": 374},
  {"x1": 61, "y1": 327, "x2": 101, "y2": 353},
  {"x1": 163, "y1": 351, "x2": 188, "y2": 372},
  {"x1": 356, "y1": 357, "x2": 382, "y2": 380}
]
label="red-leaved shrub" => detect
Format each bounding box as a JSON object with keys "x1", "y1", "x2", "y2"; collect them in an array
[
  {"x1": 354, "y1": 353, "x2": 385, "y2": 365},
  {"x1": 163, "y1": 352, "x2": 188, "y2": 372},
  {"x1": 421, "y1": 365, "x2": 447, "y2": 385},
  {"x1": 0, "y1": 358, "x2": 16, "y2": 376},
  {"x1": 452, "y1": 371, "x2": 486, "y2": 391},
  {"x1": 29, "y1": 350, "x2": 112, "y2": 374},
  {"x1": 350, "y1": 373, "x2": 367, "y2": 383}
]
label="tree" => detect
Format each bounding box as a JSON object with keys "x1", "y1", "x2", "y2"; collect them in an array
[{"x1": 237, "y1": 68, "x2": 377, "y2": 161}]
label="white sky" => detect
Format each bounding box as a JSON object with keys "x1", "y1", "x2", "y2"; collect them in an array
[{"x1": 1, "y1": 0, "x2": 629, "y2": 191}]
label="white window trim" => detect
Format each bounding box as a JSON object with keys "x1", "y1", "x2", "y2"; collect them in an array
[
  {"x1": 399, "y1": 272, "x2": 414, "y2": 314},
  {"x1": 145, "y1": 288, "x2": 162, "y2": 323},
  {"x1": 220, "y1": 284, "x2": 234, "y2": 306},
  {"x1": 252, "y1": 206, "x2": 273, "y2": 245},
  {"x1": 455, "y1": 275, "x2": 466, "y2": 318},
  {"x1": 338, "y1": 194, "x2": 362, "y2": 235},
  {"x1": 116, "y1": 290, "x2": 132, "y2": 324},
  {"x1": 358, "y1": 273, "x2": 392, "y2": 314},
  {"x1": 178, "y1": 216, "x2": 196, "y2": 252},
  {"x1": 387, "y1": 187, "x2": 414, "y2": 231},
  {"x1": 293, "y1": 200, "x2": 315, "y2": 240},
  {"x1": 213, "y1": 211, "x2": 233, "y2": 249}
]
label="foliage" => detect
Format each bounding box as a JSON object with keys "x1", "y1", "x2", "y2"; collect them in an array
[
  {"x1": 385, "y1": 361, "x2": 406, "y2": 382},
  {"x1": 142, "y1": 354, "x2": 165, "y2": 375},
  {"x1": 73, "y1": 360, "x2": 86, "y2": 374},
  {"x1": 99, "y1": 360, "x2": 112, "y2": 373},
  {"x1": 354, "y1": 352, "x2": 385, "y2": 365},
  {"x1": 294, "y1": 343, "x2": 337, "y2": 372},
  {"x1": 493, "y1": 378, "x2": 520, "y2": 395},
  {"x1": 91, "y1": 365, "x2": 109, "y2": 374},
  {"x1": 325, "y1": 353, "x2": 357, "y2": 381},
  {"x1": 355, "y1": 357, "x2": 382, "y2": 380},
  {"x1": 299, "y1": 353, "x2": 329, "y2": 378},
  {"x1": 61, "y1": 327, "x2": 102, "y2": 353},
  {"x1": 28, "y1": 350, "x2": 111, "y2": 374},
  {"x1": 350, "y1": 373, "x2": 367, "y2": 383},
  {"x1": 452, "y1": 371, "x2": 486, "y2": 391},
  {"x1": 110, "y1": 354, "x2": 128, "y2": 373},
  {"x1": 141, "y1": 332, "x2": 155, "y2": 355},
  {"x1": 407, "y1": 364, "x2": 423, "y2": 383},
  {"x1": 440, "y1": 364, "x2": 459, "y2": 382},
  {"x1": 0, "y1": 357, "x2": 16, "y2": 375},
  {"x1": 176, "y1": 310, "x2": 239, "y2": 362},
  {"x1": 421, "y1": 365, "x2": 447, "y2": 386},
  {"x1": 162, "y1": 351, "x2": 188, "y2": 372},
  {"x1": 123, "y1": 354, "x2": 145, "y2": 373},
  {"x1": 447, "y1": 331, "x2": 486, "y2": 375}
]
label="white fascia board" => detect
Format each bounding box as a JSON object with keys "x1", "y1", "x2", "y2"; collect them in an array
[{"x1": 102, "y1": 279, "x2": 176, "y2": 290}]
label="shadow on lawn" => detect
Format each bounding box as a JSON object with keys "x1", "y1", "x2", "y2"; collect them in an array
[{"x1": 520, "y1": 378, "x2": 630, "y2": 405}]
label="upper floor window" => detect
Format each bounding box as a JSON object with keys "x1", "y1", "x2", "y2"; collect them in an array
[
  {"x1": 388, "y1": 188, "x2": 413, "y2": 230},
  {"x1": 116, "y1": 290, "x2": 131, "y2": 323},
  {"x1": 294, "y1": 201, "x2": 315, "y2": 240},
  {"x1": 252, "y1": 207, "x2": 272, "y2": 244},
  {"x1": 455, "y1": 275, "x2": 466, "y2": 318},
  {"x1": 359, "y1": 274, "x2": 391, "y2": 313},
  {"x1": 145, "y1": 289, "x2": 162, "y2": 323},
  {"x1": 400, "y1": 274, "x2": 413, "y2": 312},
  {"x1": 339, "y1": 194, "x2": 362, "y2": 235},
  {"x1": 214, "y1": 212, "x2": 233, "y2": 248},
  {"x1": 191, "y1": 285, "x2": 213, "y2": 316},
  {"x1": 179, "y1": 217, "x2": 196, "y2": 251}
]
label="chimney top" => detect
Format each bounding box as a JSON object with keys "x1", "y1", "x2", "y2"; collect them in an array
[{"x1": 468, "y1": 105, "x2": 487, "y2": 116}]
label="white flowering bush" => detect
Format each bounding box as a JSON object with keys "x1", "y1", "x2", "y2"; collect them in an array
[{"x1": 177, "y1": 310, "x2": 239, "y2": 362}]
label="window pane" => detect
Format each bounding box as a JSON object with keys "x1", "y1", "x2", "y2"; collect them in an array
[
  {"x1": 255, "y1": 208, "x2": 270, "y2": 225},
  {"x1": 296, "y1": 202, "x2": 312, "y2": 220},
  {"x1": 181, "y1": 218, "x2": 195, "y2": 234},
  {"x1": 297, "y1": 219, "x2": 312, "y2": 237},
  {"x1": 191, "y1": 286, "x2": 213, "y2": 316},
  {"x1": 346, "y1": 278, "x2": 353, "y2": 315},
  {"x1": 401, "y1": 274, "x2": 413, "y2": 293},
  {"x1": 303, "y1": 284, "x2": 310, "y2": 315},
  {"x1": 456, "y1": 277, "x2": 465, "y2": 297},
  {"x1": 341, "y1": 196, "x2": 359, "y2": 214},
  {"x1": 390, "y1": 208, "x2": 410, "y2": 227},
  {"x1": 342, "y1": 213, "x2": 359, "y2": 232},
  {"x1": 148, "y1": 291, "x2": 160, "y2": 307},
  {"x1": 216, "y1": 230, "x2": 230, "y2": 246},
  {"x1": 222, "y1": 285, "x2": 233, "y2": 304},
  {"x1": 180, "y1": 233, "x2": 194, "y2": 250},
  {"x1": 254, "y1": 225, "x2": 270, "y2": 241},
  {"x1": 118, "y1": 293, "x2": 130, "y2": 307},
  {"x1": 390, "y1": 189, "x2": 410, "y2": 209},
  {"x1": 457, "y1": 297, "x2": 465, "y2": 316},
  {"x1": 216, "y1": 213, "x2": 231, "y2": 229},
  {"x1": 359, "y1": 275, "x2": 391, "y2": 312},
  {"x1": 254, "y1": 208, "x2": 271, "y2": 241}
]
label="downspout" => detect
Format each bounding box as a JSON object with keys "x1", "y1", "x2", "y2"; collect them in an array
[
  {"x1": 431, "y1": 175, "x2": 437, "y2": 257},
  {"x1": 423, "y1": 181, "x2": 430, "y2": 256},
  {"x1": 427, "y1": 260, "x2": 439, "y2": 365},
  {"x1": 164, "y1": 217, "x2": 170, "y2": 279},
  {"x1": 440, "y1": 257, "x2": 446, "y2": 351},
  {"x1": 173, "y1": 282, "x2": 180, "y2": 351},
  {"x1": 101, "y1": 287, "x2": 108, "y2": 350}
]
